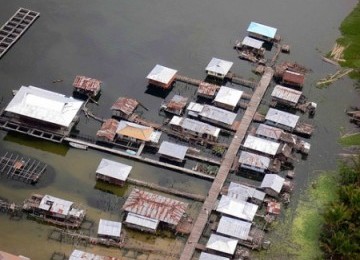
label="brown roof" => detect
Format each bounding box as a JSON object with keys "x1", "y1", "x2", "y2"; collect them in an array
[
  {"x1": 267, "y1": 201, "x2": 281, "y2": 215},
  {"x1": 197, "y1": 82, "x2": 219, "y2": 97},
  {"x1": 122, "y1": 188, "x2": 188, "y2": 225},
  {"x1": 73, "y1": 75, "x2": 102, "y2": 92},
  {"x1": 116, "y1": 121, "x2": 154, "y2": 142},
  {"x1": 0, "y1": 251, "x2": 29, "y2": 260},
  {"x1": 96, "y1": 119, "x2": 118, "y2": 141},
  {"x1": 165, "y1": 95, "x2": 188, "y2": 112},
  {"x1": 283, "y1": 70, "x2": 305, "y2": 86},
  {"x1": 111, "y1": 97, "x2": 139, "y2": 115}
]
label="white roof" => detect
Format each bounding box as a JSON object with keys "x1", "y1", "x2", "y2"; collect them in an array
[
  {"x1": 241, "y1": 36, "x2": 264, "y2": 49},
  {"x1": 5, "y1": 86, "x2": 83, "y2": 128},
  {"x1": 271, "y1": 85, "x2": 302, "y2": 104},
  {"x1": 247, "y1": 22, "x2": 277, "y2": 39},
  {"x1": 205, "y1": 57, "x2": 233, "y2": 76},
  {"x1": 216, "y1": 195, "x2": 258, "y2": 221},
  {"x1": 170, "y1": 116, "x2": 220, "y2": 138},
  {"x1": 125, "y1": 212, "x2": 159, "y2": 230},
  {"x1": 146, "y1": 64, "x2": 177, "y2": 84},
  {"x1": 214, "y1": 86, "x2": 243, "y2": 108},
  {"x1": 228, "y1": 182, "x2": 266, "y2": 202},
  {"x1": 200, "y1": 105, "x2": 237, "y2": 126},
  {"x1": 243, "y1": 135, "x2": 280, "y2": 156},
  {"x1": 199, "y1": 252, "x2": 230, "y2": 260},
  {"x1": 265, "y1": 108, "x2": 299, "y2": 129},
  {"x1": 239, "y1": 151, "x2": 271, "y2": 170},
  {"x1": 39, "y1": 195, "x2": 73, "y2": 216},
  {"x1": 206, "y1": 234, "x2": 238, "y2": 255},
  {"x1": 69, "y1": 249, "x2": 114, "y2": 260},
  {"x1": 96, "y1": 158, "x2": 132, "y2": 181},
  {"x1": 217, "y1": 216, "x2": 252, "y2": 240},
  {"x1": 261, "y1": 174, "x2": 285, "y2": 193},
  {"x1": 169, "y1": 115, "x2": 183, "y2": 126},
  {"x1": 187, "y1": 102, "x2": 204, "y2": 114},
  {"x1": 98, "y1": 219, "x2": 122, "y2": 238},
  {"x1": 256, "y1": 124, "x2": 283, "y2": 140},
  {"x1": 158, "y1": 141, "x2": 188, "y2": 160}
]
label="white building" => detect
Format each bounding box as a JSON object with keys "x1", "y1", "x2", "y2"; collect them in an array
[
  {"x1": 146, "y1": 64, "x2": 178, "y2": 89},
  {"x1": 97, "y1": 219, "x2": 122, "y2": 240},
  {"x1": 243, "y1": 135, "x2": 280, "y2": 157},
  {"x1": 216, "y1": 195, "x2": 258, "y2": 222},
  {"x1": 205, "y1": 57, "x2": 233, "y2": 79},
  {"x1": 265, "y1": 108, "x2": 299, "y2": 131},
  {"x1": 214, "y1": 86, "x2": 243, "y2": 111},
  {"x1": 206, "y1": 233, "x2": 238, "y2": 256},
  {"x1": 260, "y1": 174, "x2": 285, "y2": 197}
]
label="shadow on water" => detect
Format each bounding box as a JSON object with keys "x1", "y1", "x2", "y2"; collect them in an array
[
  {"x1": 94, "y1": 181, "x2": 129, "y2": 197},
  {"x1": 86, "y1": 187, "x2": 126, "y2": 213},
  {"x1": 2, "y1": 133, "x2": 69, "y2": 156},
  {"x1": 145, "y1": 84, "x2": 172, "y2": 99}
]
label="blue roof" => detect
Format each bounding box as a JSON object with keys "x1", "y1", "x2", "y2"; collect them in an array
[{"x1": 247, "y1": 22, "x2": 277, "y2": 39}]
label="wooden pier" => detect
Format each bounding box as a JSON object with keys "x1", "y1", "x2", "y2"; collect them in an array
[
  {"x1": 0, "y1": 152, "x2": 47, "y2": 184},
  {"x1": 0, "y1": 8, "x2": 40, "y2": 58},
  {"x1": 180, "y1": 67, "x2": 274, "y2": 260},
  {"x1": 127, "y1": 178, "x2": 206, "y2": 202},
  {"x1": 226, "y1": 72, "x2": 257, "y2": 89},
  {"x1": 175, "y1": 75, "x2": 202, "y2": 86}
]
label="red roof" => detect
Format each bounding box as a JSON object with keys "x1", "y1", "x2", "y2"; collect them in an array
[
  {"x1": 96, "y1": 119, "x2": 118, "y2": 141},
  {"x1": 266, "y1": 201, "x2": 281, "y2": 215},
  {"x1": 283, "y1": 70, "x2": 305, "y2": 86},
  {"x1": 197, "y1": 82, "x2": 219, "y2": 97},
  {"x1": 111, "y1": 97, "x2": 139, "y2": 115},
  {"x1": 73, "y1": 75, "x2": 102, "y2": 93}
]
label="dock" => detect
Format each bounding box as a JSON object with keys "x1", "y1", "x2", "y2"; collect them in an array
[
  {"x1": 225, "y1": 72, "x2": 257, "y2": 89},
  {"x1": 0, "y1": 152, "x2": 47, "y2": 184},
  {"x1": 180, "y1": 67, "x2": 274, "y2": 260},
  {"x1": 0, "y1": 8, "x2": 40, "y2": 58},
  {"x1": 175, "y1": 75, "x2": 202, "y2": 86}
]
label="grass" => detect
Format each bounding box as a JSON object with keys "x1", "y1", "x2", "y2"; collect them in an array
[
  {"x1": 337, "y1": 2, "x2": 360, "y2": 78},
  {"x1": 339, "y1": 133, "x2": 360, "y2": 146}
]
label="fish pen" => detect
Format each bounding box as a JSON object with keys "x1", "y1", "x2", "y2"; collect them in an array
[{"x1": 0, "y1": 152, "x2": 47, "y2": 184}]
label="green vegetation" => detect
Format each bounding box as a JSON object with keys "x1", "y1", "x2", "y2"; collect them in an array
[
  {"x1": 337, "y1": 2, "x2": 360, "y2": 78},
  {"x1": 339, "y1": 132, "x2": 360, "y2": 146},
  {"x1": 319, "y1": 155, "x2": 360, "y2": 259}
]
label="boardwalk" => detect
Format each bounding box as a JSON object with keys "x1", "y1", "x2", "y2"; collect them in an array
[
  {"x1": 180, "y1": 67, "x2": 274, "y2": 260},
  {"x1": 0, "y1": 8, "x2": 40, "y2": 58}
]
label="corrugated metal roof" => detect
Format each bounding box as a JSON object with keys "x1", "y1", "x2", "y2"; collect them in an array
[
  {"x1": 122, "y1": 189, "x2": 188, "y2": 225},
  {"x1": 243, "y1": 135, "x2": 280, "y2": 156},
  {"x1": 116, "y1": 120, "x2": 154, "y2": 142},
  {"x1": 206, "y1": 234, "x2": 238, "y2": 255},
  {"x1": 125, "y1": 212, "x2": 159, "y2": 230},
  {"x1": 39, "y1": 195, "x2": 73, "y2": 216},
  {"x1": 283, "y1": 70, "x2": 305, "y2": 85},
  {"x1": 158, "y1": 141, "x2": 188, "y2": 160},
  {"x1": 187, "y1": 102, "x2": 204, "y2": 114},
  {"x1": 170, "y1": 116, "x2": 220, "y2": 138},
  {"x1": 271, "y1": 85, "x2": 302, "y2": 104},
  {"x1": 217, "y1": 216, "x2": 251, "y2": 240},
  {"x1": 69, "y1": 249, "x2": 120, "y2": 260},
  {"x1": 199, "y1": 252, "x2": 230, "y2": 260},
  {"x1": 111, "y1": 97, "x2": 138, "y2": 115},
  {"x1": 214, "y1": 86, "x2": 243, "y2": 108},
  {"x1": 98, "y1": 219, "x2": 122, "y2": 238},
  {"x1": 96, "y1": 158, "x2": 132, "y2": 181},
  {"x1": 198, "y1": 82, "x2": 218, "y2": 97},
  {"x1": 228, "y1": 182, "x2": 266, "y2": 202},
  {"x1": 216, "y1": 195, "x2": 258, "y2": 221},
  {"x1": 260, "y1": 174, "x2": 285, "y2": 193},
  {"x1": 239, "y1": 151, "x2": 271, "y2": 170},
  {"x1": 146, "y1": 64, "x2": 177, "y2": 84},
  {"x1": 72, "y1": 75, "x2": 102, "y2": 92},
  {"x1": 96, "y1": 119, "x2": 118, "y2": 141},
  {"x1": 265, "y1": 108, "x2": 299, "y2": 129},
  {"x1": 205, "y1": 57, "x2": 233, "y2": 75},
  {"x1": 5, "y1": 86, "x2": 83, "y2": 128},
  {"x1": 256, "y1": 124, "x2": 283, "y2": 140},
  {"x1": 200, "y1": 105, "x2": 237, "y2": 126},
  {"x1": 241, "y1": 36, "x2": 264, "y2": 49},
  {"x1": 247, "y1": 22, "x2": 277, "y2": 39}
]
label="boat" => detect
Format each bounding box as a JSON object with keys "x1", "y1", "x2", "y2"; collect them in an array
[
  {"x1": 23, "y1": 194, "x2": 86, "y2": 229},
  {"x1": 69, "y1": 142, "x2": 88, "y2": 150},
  {"x1": 126, "y1": 149, "x2": 137, "y2": 155}
]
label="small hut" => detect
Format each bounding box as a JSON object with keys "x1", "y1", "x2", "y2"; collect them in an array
[
  {"x1": 265, "y1": 108, "x2": 299, "y2": 132},
  {"x1": 116, "y1": 120, "x2": 162, "y2": 144},
  {"x1": 240, "y1": 36, "x2": 265, "y2": 55},
  {"x1": 206, "y1": 234, "x2": 238, "y2": 257},
  {"x1": 214, "y1": 86, "x2": 243, "y2": 111},
  {"x1": 96, "y1": 119, "x2": 119, "y2": 142},
  {"x1": 282, "y1": 70, "x2": 305, "y2": 87},
  {"x1": 161, "y1": 95, "x2": 188, "y2": 115},
  {"x1": 238, "y1": 150, "x2": 271, "y2": 173},
  {"x1": 260, "y1": 174, "x2": 285, "y2": 197},
  {"x1": 216, "y1": 195, "x2": 258, "y2": 222},
  {"x1": 205, "y1": 57, "x2": 233, "y2": 79},
  {"x1": 271, "y1": 85, "x2": 303, "y2": 108},
  {"x1": 197, "y1": 82, "x2": 219, "y2": 99},
  {"x1": 247, "y1": 21, "x2": 278, "y2": 42},
  {"x1": 243, "y1": 135, "x2": 281, "y2": 158},
  {"x1": 199, "y1": 252, "x2": 230, "y2": 260},
  {"x1": 95, "y1": 158, "x2": 132, "y2": 186},
  {"x1": 111, "y1": 97, "x2": 139, "y2": 119},
  {"x1": 72, "y1": 75, "x2": 102, "y2": 97},
  {"x1": 97, "y1": 219, "x2": 122, "y2": 241},
  {"x1": 227, "y1": 181, "x2": 266, "y2": 205},
  {"x1": 69, "y1": 250, "x2": 121, "y2": 260},
  {"x1": 146, "y1": 64, "x2": 178, "y2": 89},
  {"x1": 266, "y1": 201, "x2": 281, "y2": 215},
  {"x1": 158, "y1": 141, "x2": 188, "y2": 162}
]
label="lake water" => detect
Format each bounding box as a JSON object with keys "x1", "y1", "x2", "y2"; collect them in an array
[{"x1": 0, "y1": 0, "x2": 359, "y2": 259}]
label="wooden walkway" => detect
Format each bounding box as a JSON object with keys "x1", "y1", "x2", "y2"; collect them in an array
[
  {"x1": 175, "y1": 75, "x2": 202, "y2": 86},
  {"x1": 0, "y1": 8, "x2": 40, "y2": 58},
  {"x1": 180, "y1": 67, "x2": 274, "y2": 260}
]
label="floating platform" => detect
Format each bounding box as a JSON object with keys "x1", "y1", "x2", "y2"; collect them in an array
[
  {"x1": 0, "y1": 8, "x2": 40, "y2": 58},
  {"x1": 0, "y1": 152, "x2": 47, "y2": 184}
]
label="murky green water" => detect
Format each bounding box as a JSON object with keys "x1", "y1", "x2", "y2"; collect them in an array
[{"x1": 0, "y1": 0, "x2": 359, "y2": 259}]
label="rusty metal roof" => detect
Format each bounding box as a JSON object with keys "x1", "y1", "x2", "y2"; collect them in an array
[
  {"x1": 283, "y1": 70, "x2": 305, "y2": 86},
  {"x1": 96, "y1": 119, "x2": 119, "y2": 141},
  {"x1": 165, "y1": 95, "x2": 188, "y2": 112},
  {"x1": 111, "y1": 97, "x2": 139, "y2": 115},
  {"x1": 197, "y1": 82, "x2": 219, "y2": 97},
  {"x1": 0, "y1": 250, "x2": 30, "y2": 260},
  {"x1": 73, "y1": 75, "x2": 102, "y2": 92},
  {"x1": 271, "y1": 85, "x2": 302, "y2": 104},
  {"x1": 256, "y1": 124, "x2": 283, "y2": 140},
  {"x1": 122, "y1": 188, "x2": 188, "y2": 225}
]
